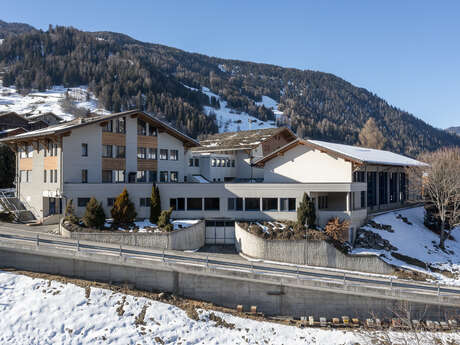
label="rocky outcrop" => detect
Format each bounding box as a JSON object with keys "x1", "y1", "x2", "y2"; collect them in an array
[{"x1": 354, "y1": 229, "x2": 398, "y2": 251}]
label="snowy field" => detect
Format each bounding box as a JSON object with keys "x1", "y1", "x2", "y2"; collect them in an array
[
  {"x1": 0, "y1": 270, "x2": 458, "y2": 345},
  {"x1": 352, "y1": 207, "x2": 460, "y2": 285},
  {"x1": 0, "y1": 80, "x2": 109, "y2": 121}
]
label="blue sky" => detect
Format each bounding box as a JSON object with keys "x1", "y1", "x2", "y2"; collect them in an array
[{"x1": 3, "y1": 1, "x2": 459, "y2": 128}]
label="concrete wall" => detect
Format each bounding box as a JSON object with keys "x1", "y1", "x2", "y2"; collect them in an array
[
  {"x1": 61, "y1": 220, "x2": 205, "y2": 250},
  {"x1": 234, "y1": 223, "x2": 394, "y2": 274}
]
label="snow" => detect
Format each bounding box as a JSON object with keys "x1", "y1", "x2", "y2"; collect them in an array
[
  {"x1": 0, "y1": 80, "x2": 109, "y2": 121},
  {"x1": 255, "y1": 95, "x2": 284, "y2": 119},
  {"x1": 309, "y1": 140, "x2": 427, "y2": 166},
  {"x1": 105, "y1": 219, "x2": 201, "y2": 232},
  {"x1": 352, "y1": 207, "x2": 460, "y2": 285},
  {"x1": 201, "y1": 87, "x2": 277, "y2": 133},
  {"x1": 0, "y1": 39, "x2": 3, "y2": 45},
  {"x1": 217, "y1": 64, "x2": 227, "y2": 73},
  {"x1": 1, "y1": 270, "x2": 457, "y2": 345}
]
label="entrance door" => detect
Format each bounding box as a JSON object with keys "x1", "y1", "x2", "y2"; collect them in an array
[
  {"x1": 205, "y1": 220, "x2": 235, "y2": 245},
  {"x1": 49, "y1": 198, "x2": 56, "y2": 215}
]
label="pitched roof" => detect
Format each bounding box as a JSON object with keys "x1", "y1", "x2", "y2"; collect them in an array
[
  {"x1": 254, "y1": 138, "x2": 428, "y2": 167},
  {"x1": 0, "y1": 110, "x2": 200, "y2": 147},
  {"x1": 192, "y1": 127, "x2": 296, "y2": 152}
]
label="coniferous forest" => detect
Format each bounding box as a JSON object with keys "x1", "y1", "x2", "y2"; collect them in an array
[{"x1": 1, "y1": 22, "x2": 459, "y2": 156}]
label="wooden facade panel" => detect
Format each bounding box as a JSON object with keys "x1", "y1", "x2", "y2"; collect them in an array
[
  {"x1": 102, "y1": 132, "x2": 126, "y2": 146},
  {"x1": 44, "y1": 156, "x2": 59, "y2": 170},
  {"x1": 137, "y1": 160, "x2": 158, "y2": 170},
  {"x1": 102, "y1": 158, "x2": 126, "y2": 170},
  {"x1": 19, "y1": 158, "x2": 33, "y2": 170},
  {"x1": 262, "y1": 134, "x2": 292, "y2": 156},
  {"x1": 137, "y1": 135, "x2": 158, "y2": 148}
]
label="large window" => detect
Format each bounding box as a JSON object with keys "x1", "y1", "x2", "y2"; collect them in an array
[
  {"x1": 367, "y1": 172, "x2": 377, "y2": 207},
  {"x1": 187, "y1": 198, "x2": 202, "y2": 210},
  {"x1": 116, "y1": 117, "x2": 126, "y2": 133},
  {"x1": 170, "y1": 149, "x2": 179, "y2": 161},
  {"x1": 280, "y1": 198, "x2": 296, "y2": 211},
  {"x1": 390, "y1": 172, "x2": 398, "y2": 203},
  {"x1": 160, "y1": 149, "x2": 168, "y2": 160},
  {"x1": 102, "y1": 120, "x2": 113, "y2": 132},
  {"x1": 114, "y1": 170, "x2": 125, "y2": 183},
  {"x1": 353, "y1": 171, "x2": 365, "y2": 182},
  {"x1": 81, "y1": 169, "x2": 88, "y2": 183},
  {"x1": 245, "y1": 198, "x2": 260, "y2": 211},
  {"x1": 204, "y1": 198, "x2": 220, "y2": 211},
  {"x1": 170, "y1": 198, "x2": 185, "y2": 211},
  {"x1": 228, "y1": 197, "x2": 243, "y2": 211},
  {"x1": 379, "y1": 172, "x2": 388, "y2": 205},
  {"x1": 318, "y1": 196, "x2": 328, "y2": 209},
  {"x1": 116, "y1": 145, "x2": 126, "y2": 158},
  {"x1": 170, "y1": 171, "x2": 178, "y2": 183},
  {"x1": 137, "y1": 147, "x2": 146, "y2": 159},
  {"x1": 137, "y1": 119, "x2": 147, "y2": 136},
  {"x1": 159, "y1": 171, "x2": 169, "y2": 182},
  {"x1": 262, "y1": 198, "x2": 278, "y2": 211},
  {"x1": 102, "y1": 170, "x2": 113, "y2": 183},
  {"x1": 81, "y1": 143, "x2": 88, "y2": 157},
  {"x1": 77, "y1": 198, "x2": 90, "y2": 207},
  {"x1": 102, "y1": 145, "x2": 113, "y2": 158},
  {"x1": 136, "y1": 170, "x2": 147, "y2": 183},
  {"x1": 147, "y1": 148, "x2": 157, "y2": 160}
]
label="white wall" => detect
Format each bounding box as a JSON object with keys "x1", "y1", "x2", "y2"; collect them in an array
[
  {"x1": 157, "y1": 132, "x2": 186, "y2": 182},
  {"x1": 263, "y1": 144, "x2": 352, "y2": 183}
]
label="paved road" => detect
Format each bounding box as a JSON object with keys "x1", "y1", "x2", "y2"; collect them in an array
[{"x1": 1, "y1": 222, "x2": 460, "y2": 298}]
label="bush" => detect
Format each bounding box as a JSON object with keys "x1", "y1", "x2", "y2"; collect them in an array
[
  {"x1": 324, "y1": 217, "x2": 350, "y2": 243},
  {"x1": 81, "y1": 197, "x2": 106, "y2": 229},
  {"x1": 111, "y1": 188, "x2": 137, "y2": 226},
  {"x1": 64, "y1": 199, "x2": 79, "y2": 224},
  {"x1": 158, "y1": 207, "x2": 173, "y2": 231},
  {"x1": 0, "y1": 211, "x2": 15, "y2": 222},
  {"x1": 150, "y1": 184, "x2": 161, "y2": 224}
]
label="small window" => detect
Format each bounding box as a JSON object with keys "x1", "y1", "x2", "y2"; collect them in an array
[
  {"x1": 102, "y1": 170, "x2": 113, "y2": 183},
  {"x1": 81, "y1": 169, "x2": 88, "y2": 183},
  {"x1": 318, "y1": 196, "x2": 328, "y2": 210},
  {"x1": 54, "y1": 169, "x2": 57, "y2": 183},
  {"x1": 170, "y1": 198, "x2": 176, "y2": 210},
  {"x1": 170, "y1": 149, "x2": 179, "y2": 161},
  {"x1": 245, "y1": 198, "x2": 260, "y2": 211},
  {"x1": 140, "y1": 197, "x2": 151, "y2": 207},
  {"x1": 160, "y1": 149, "x2": 168, "y2": 160},
  {"x1": 78, "y1": 198, "x2": 90, "y2": 207},
  {"x1": 189, "y1": 158, "x2": 193, "y2": 167},
  {"x1": 262, "y1": 198, "x2": 278, "y2": 211},
  {"x1": 204, "y1": 198, "x2": 220, "y2": 211},
  {"x1": 147, "y1": 148, "x2": 157, "y2": 160},
  {"x1": 231, "y1": 160, "x2": 235, "y2": 167},
  {"x1": 226, "y1": 159, "x2": 231, "y2": 167},
  {"x1": 81, "y1": 143, "x2": 88, "y2": 157},
  {"x1": 137, "y1": 147, "x2": 146, "y2": 159},
  {"x1": 187, "y1": 198, "x2": 202, "y2": 210},
  {"x1": 116, "y1": 145, "x2": 126, "y2": 158},
  {"x1": 116, "y1": 117, "x2": 126, "y2": 134},
  {"x1": 216, "y1": 159, "x2": 221, "y2": 167},
  {"x1": 138, "y1": 119, "x2": 147, "y2": 136},
  {"x1": 148, "y1": 170, "x2": 157, "y2": 183},
  {"x1": 148, "y1": 125, "x2": 157, "y2": 136},
  {"x1": 136, "y1": 170, "x2": 147, "y2": 183},
  {"x1": 49, "y1": 170, "x2": 53, "y2": 183},
  {"x1": 43, "y1": 170, "x2": 47, "y2": 183},
  {"x1": 102, "y1": 120, "x2": 113, "y2": 132},
  {"x1": 170, "y1": 171, "x2": 178, "y2": 183},
  {"x1": 102, "y1": 145, "x2": 113, "y2": 158},
  {"x1": 107, "y1": 198, "x2": 116, "y2": 207},
  {"x1": 211, "y1": 159, "x2": 216, "y2": 167},
  {"x1": 114, "y1": 170, "x2": 125, "y2": 183},
  {"x1": 194, "y1": 158, "x2": 199, "y2": 167},
  {"x1": 159, "y1": 171, "x2": 168, "y2": 182},
  {"x1": 361, "y1": 191, "x2": 365, "y2": 208}
]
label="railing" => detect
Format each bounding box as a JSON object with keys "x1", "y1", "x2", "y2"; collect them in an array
[
  {"x1": 17, "y1": 194, "x2": 40, "y2": 220},
  {"x1": 0, "y1": 191, "x2": 20, "y2": 220},
  {"x1": 0, "y1": 232, "x2": 459, "y2": 301}
]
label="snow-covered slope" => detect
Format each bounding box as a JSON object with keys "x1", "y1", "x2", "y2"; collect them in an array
[
  {"x1": 1, "y1": 271, "x2": 457, "y2": 345},
  {"x1": 0, "y1": 80, "x2": 109, "y2": 121},
  {"x1": 352, "y1": 207, "x2": 460, "y2": 285}
]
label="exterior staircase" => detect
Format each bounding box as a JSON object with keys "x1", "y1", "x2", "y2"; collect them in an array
[{"x1": 0, "y1": 191, "x2": 37, "y2": 223}]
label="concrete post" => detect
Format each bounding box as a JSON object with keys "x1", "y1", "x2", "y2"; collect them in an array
[{"x1": 346, "y1": 192, "x2": 351, "y2": 212}]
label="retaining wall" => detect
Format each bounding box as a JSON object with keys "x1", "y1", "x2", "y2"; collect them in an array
[
  {"x1": 235, "y1": 223, "x2": 394, "y2": 274},
  {"x1": 60, "y1": 220, "x2": 205, "y2": 251}
]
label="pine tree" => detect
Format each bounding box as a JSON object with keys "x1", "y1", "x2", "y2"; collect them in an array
[
  {"x1": 0, "y1": 144, "x2": 15, "y2": 188},
  {"x1": 82, "y1": 197, "x2": 106, "y2": 229},
  {"x1": 297, "y1": 193, "x2": 309, "y2": 227},
  {"x1": 64, "y1": 199, "x2": 79, "y2": 224},
  {"x1": 150, "y1": 184, "x2": 161, "y2": 224},
  {"x1": 158, "y1": 207, "x2": 173, "y2": 232},
  {"x1": 111, "y1": 188, "x2": 137, "y2": 226},
  {"x1": 306, "y1": 196, "x2": 316, "y2": 229},
  {"x1": 358, "y1": 118, "x2": 387, "y2": 149}
]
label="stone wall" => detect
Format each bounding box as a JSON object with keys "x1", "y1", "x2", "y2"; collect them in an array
[
  {"x1": 235, "y1": 223, "x2": 394, "y2": 275},
  {"x1": 60, "y1": 220, "x2": 205, "y2": 251}
]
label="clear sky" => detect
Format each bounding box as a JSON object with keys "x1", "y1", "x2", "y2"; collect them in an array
[{"x1": 2, "y1": 1, "x2": 459, "y2": 129}]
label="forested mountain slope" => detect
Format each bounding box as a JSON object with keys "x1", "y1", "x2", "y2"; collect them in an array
[{"x1": 0, "y1": 23, "x2": 458, "y2": 156}]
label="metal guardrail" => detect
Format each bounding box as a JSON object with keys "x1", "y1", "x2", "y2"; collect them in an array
[{"x1": 0, "y1": 232, "x2": 459, "y2": 299}]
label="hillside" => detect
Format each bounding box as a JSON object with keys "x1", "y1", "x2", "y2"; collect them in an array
[
  {"x1": 0, "y1": 20, "x2": 36, "y2": 38},
  {"x1": 1, "y1": 21, "x2": 459, "y2": 155}
]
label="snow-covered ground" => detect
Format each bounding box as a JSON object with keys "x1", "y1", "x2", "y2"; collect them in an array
[
  {"x1": 104, "y1": 219, "x2": 200, "y2": 233},
  {"x1": 1, "y1": 270, "x2": 457, "y2": 345},
  {"x1": 0, "y1": 80, "x2": 109, "y2": 121},
  {"x1": 352, "y1": 207, "x2": 460, "y2": 285}
]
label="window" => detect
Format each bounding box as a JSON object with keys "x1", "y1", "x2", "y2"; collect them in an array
[
  {"x1": 379, "y1": 172, "x2": 388, "y2": 205},
  {"x1": 367, "y1": 172, "x2": 377, "y2": 207},
  {"x1": 20, "y1": 170, "x2": 30, "y2": 183},
  {"x1": 353, "y1": 171, "x2": 365, "y2": 183},
  {"x1": 136, "y1": 170, "x2": 147, "y2": 183},
  {"x1": 147, "y1": 148, "x2": 157, "y2": 160},
  {"x1": 114, "y1": 170, "x2": 125, "y2": 183},
  {"x1": 216, "y1": 159, "x2": 221, "y2": 167},
  {"x1": 148, "y1": 125, "x2": 157, "y2": 136},
  {"x1": 140, "y1": 197, "x2": 151, "y2": 207},
  {"x1": 360, "y1": 191, "x2": 365, "y2": 208},
  {"x1": 128, "y1": 172, "x2": 136, "y2": 183},
  {"x1": 102, "y1": 120, "x2": 113, "y2": 132},
  {"x1": 194, "y1": 158, "x2": 199, "y2": 167},
  {"x1": 262, "y1": 198, "x2": 278, "y2": 211},
  {"x1": 318, "y1": 196, "x2": 328, "y2": 209},
  {"x1": 52, "y1": 144, "x2": 58, "y2": 157},
  {"x1": 228, "y1": 197, "x2": 243, "y2": 211},
  {"x1": 81, "y1": 169, "x2": 88, "y2": 183},
  {"x1": 43, "y1": 170, "x2": 47, "y2": 183},
  {"x1": 189, "y1": 158, "x2": 194, "y2": 167},
  {"x1": 226, "y1": 159, "x2": 231, "y2": 167},
  {"x1": 170, "y1": 149, "x2": 178, "y2": 161},
  {"x1": 390, "y1": 172, "x2": 398, "y2": 203},
  {"x1": 400, "y1": 172, "x2": 406, "y2": 201},
  {"x1": 102, "y1": 145, "x2": 113, "y2": 158},
  {"x1": 81, "y1": 143, "x2": 88, "y2": 157},
  {"x1": 187, "y1": 198, "x2": 202, "y2": 210},
  {"x1": 170, "y1": 171, "x2": 178, "y2": 183},
  {"x1": 231, "y1": 160, "x2": 235, "y2": 167},
  {"x1": 107, "y1": 198, "x2": 116, "y2": 207},
  {"x1": 116, "y1": 117, "x2": 126, "y2": 133},
  {"x1": 137, "y1": 119, "x2": 147, "y2": 136},
  {"x1": 160, "y1": 149, "x2": 168, "y2": 160},
  {"x1": 115, "y1": 145, "x2": 126, "y2": 158},
  {"x1": 280, "y1": 198, "x2": 296, "y2": 211},
  {"x1": 53, "y1": 169, "x2": 57, "y2": 183},
  {"x1": 78, "y1": 198, "x2": 90, "y2": 207},
  {"x1": 204, "y1": 198, "x2": 220, "y2": 210},
  {"x1": 170, "y1": 198, "x2": 185, "y2": 211},
  {"x1": 159, "y1": 171, "x2": 168, "y2": 182},
  {"x1": 102, "y1": 170, "x2": 113, "y2": 183},
  {"x1": 245, "y1": 198, "x2": 260, "y2": 211},
  {"x1": 137, "y1": 147, "x2": 146, "y2": 159},
  {"x1": 211, "y1": 159, "x2": 216, "y2": 167},
  {"x1": 49, "y1": 170, "x2": 53, "y2": 183},
  {"x1": 148, "y1": 170, "x2": 157, "y2": 183}
]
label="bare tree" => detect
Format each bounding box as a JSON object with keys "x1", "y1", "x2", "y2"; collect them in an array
[
  {"x1": 408, "y1": 147, "x2": 460, "y2": 249},
  {"x1": 359, "y1": 118, "x2": 387, "y2": 149}
]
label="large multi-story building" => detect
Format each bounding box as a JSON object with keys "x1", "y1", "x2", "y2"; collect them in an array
[{"x1": 1, "y1": 110, "x2": 425, "y2": 244}]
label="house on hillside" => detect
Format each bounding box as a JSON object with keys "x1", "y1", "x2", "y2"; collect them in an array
[{"x1": 0, "y1": 110, "x2": 426, "y2": 244}]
